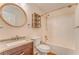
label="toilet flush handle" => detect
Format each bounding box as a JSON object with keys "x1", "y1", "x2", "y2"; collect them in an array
[{"x1": 45, "y1": 35, "x2": 48, "y2": 42}]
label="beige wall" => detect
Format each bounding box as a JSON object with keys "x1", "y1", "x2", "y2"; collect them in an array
[
  {"x1": 0, "y1": 3, "x2": 43, "y2": 41},
  {"x1": 75, "y1": 4, "x2": 79, "y2": 51}
]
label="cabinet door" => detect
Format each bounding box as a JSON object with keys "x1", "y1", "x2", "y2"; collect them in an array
[
  {"x1": 3, "y1": 45, "x2": 25, "y2": 55},
  {"x1": 23, "y1": 47, "x2": 33, "y2": 55},
  {"x1": 23, "y1": 42, "x2": 33, "y2": 55},
  {"x1": 14, "y1": 42, "x2": 33, "y2": 55}
]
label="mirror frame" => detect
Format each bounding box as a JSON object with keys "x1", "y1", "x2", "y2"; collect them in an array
[{"x1": 0, "y1": 3, "x2": 27, "y2": 27}]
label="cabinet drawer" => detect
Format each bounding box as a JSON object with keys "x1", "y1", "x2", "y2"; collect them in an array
[{"x1": 12, "y1": 48, "x2": 33, "y2": 55}]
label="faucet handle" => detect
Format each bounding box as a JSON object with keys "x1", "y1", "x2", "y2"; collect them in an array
[{"x1": 15, "y1": 35, "x2": 19, "y2": 40}]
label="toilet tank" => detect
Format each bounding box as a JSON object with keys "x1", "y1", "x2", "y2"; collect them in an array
[{"x1": 32, "y1": 36, "x2": 41, "y2": 46}]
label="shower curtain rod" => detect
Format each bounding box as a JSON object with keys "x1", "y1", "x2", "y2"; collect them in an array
[{"x1": 41, "y1": 3, "x2": 78, "y2": 16}]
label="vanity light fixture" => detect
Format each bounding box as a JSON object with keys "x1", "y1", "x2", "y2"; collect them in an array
[{"x1": 32, "y1": 13, "x2": 41, "y2": 28}]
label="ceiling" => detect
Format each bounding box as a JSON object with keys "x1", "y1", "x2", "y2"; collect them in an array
[{"x1": 28, "y1": 3, "x2": 75, "y2": 15}]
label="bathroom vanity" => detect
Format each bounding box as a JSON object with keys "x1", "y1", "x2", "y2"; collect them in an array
[
  {"x1": 0, "y1": 42, "x2": 33, "y2": 55},
  {"x1": 0, "y1": 39, "x2": 33, "y2": 55}
]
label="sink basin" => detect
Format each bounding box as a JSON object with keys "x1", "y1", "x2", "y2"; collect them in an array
[{"x1": 6, "y1": 40, "x2": 27, "y2": 46}]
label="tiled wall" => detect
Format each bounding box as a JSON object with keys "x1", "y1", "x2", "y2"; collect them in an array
[{"x1": 41, "y1": 5, "x2": 77, "y2": 50}]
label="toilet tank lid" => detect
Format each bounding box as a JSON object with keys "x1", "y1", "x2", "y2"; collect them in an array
[{"x1": 32, "y1": 36, "x2": 41, "y2": 40}]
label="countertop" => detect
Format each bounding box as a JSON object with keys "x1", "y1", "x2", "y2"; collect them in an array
[{"x1": 0, "y1": 39, "x2": 32, "y2": 53}]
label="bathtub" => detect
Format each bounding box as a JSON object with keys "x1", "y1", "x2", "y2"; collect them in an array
[{"x1": 48, "y1": 44, "x2": 77, "y2": 55}]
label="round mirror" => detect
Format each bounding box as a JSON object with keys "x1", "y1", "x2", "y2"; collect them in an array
[{"x1": 0, "y1": 3, "x2": 27, "y2": 27}]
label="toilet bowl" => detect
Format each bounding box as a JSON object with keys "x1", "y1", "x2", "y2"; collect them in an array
[{"x1": 36, "y1": 44, "x2": 51, "y2": 55}]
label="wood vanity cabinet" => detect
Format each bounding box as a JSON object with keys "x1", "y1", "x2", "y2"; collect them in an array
[{"x1": 1, "y1": 42, "x2": 33, "y2": 55}]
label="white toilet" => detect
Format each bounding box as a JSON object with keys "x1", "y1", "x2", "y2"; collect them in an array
[
  {"x1": 36, "y1": 44, "x2": 51, "y2": 55},
  {"x1": 32, "y1": 36, "x2": 51, "y2": 55}
]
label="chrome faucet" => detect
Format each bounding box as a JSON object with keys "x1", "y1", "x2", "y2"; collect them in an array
[
  {"x1": 12, "y1": 35, "x2": 26, "y2": 40},
  {"x1": 15, "y1": 35, "x2": 19, "y2": 40}
]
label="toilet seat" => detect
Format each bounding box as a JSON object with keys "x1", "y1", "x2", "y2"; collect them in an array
[{"x1": 36, "y1": 44, "x2": 51, "y2": 53}]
